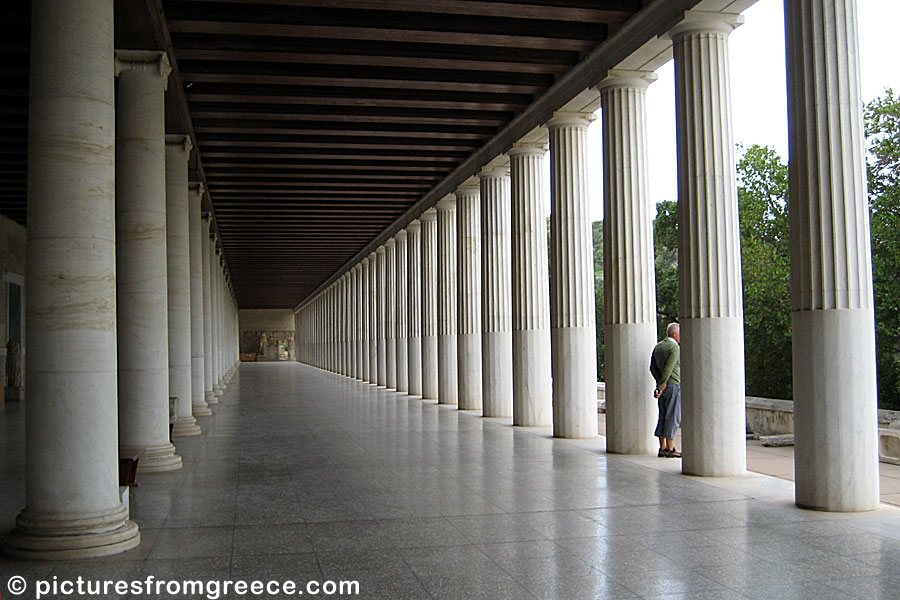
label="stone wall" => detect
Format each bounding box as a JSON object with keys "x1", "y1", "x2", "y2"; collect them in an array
[{"x1": 238, "y1": 309, "x2": 295, "y2": 361}]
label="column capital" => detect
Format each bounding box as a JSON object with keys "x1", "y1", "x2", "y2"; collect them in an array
[
  {"x1": 596, "y1": 69, "x2": 658, "y2": 92},
  {"x1": 385, "y1": 238, "x2": 396, "y2": 249},
  {"x1": 546, "y1": 111, "x2": 595, "y2": 131},
  {"x1": 189, "y1": 181, "x2": 206, "y2": 197},
  {"x1": 436, "y1": 195, "x2": 456, "y2": 211},
  {"x1": 667, "y1": 10, "x2": 743, "y2": 40},
  {"x1": 165, "y1": 134, "x2": 193, "y2": 157},
  {"x1": 508, "y1": 143, "x2": 547, "y2": 157},
  {"x1": 455, "y1": 181, "x2": 480, "y2": 197},
  {"x1": 420, "y1": 208, "x2": 438, "y2": 222},
  {"x1": 114, "y1": 50, "x2": 171, "y2": 86},
  {"x1": 406, "y1": 219, "x2": 421, "y2": 232},
  {"x1": 376, "y1": 245, "x2": 386, "y2": 255},
  {"x1": 361, "y1": 256, "x2": 370, "y2": 266},
  {"x1": 479, "y1": 165, "x2": 510, "y2": 179},
  {"x1": 394, "y1": 229, "x2": 408, "y2": 241},
  {"x1": 368, "y1": 251, "x2": 377, "y2": 260}
]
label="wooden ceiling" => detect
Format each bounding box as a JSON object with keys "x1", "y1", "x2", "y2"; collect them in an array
[{"x1": 1, "y1": 0, "x2": 643, "y2": 308}]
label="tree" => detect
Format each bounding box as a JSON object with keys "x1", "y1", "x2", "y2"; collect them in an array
[
  {"x1": 736, "y1": 144, "x2": 792, "y2": 400},
  {"x1": 592, "y1": 221, "x2": 605, "y2": 380},
  {"x1": 653, "y1": 200, "x2": 678, "y2": 338},
  {"x1": 867, "y1": 89, "x2": 900, "y2": 410}
]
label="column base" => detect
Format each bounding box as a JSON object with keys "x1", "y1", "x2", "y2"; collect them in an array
[
  {"x1": 192, "y1": 402, "x2": 213, "y2": 417},
  {"x1": 213, "y1": 384, "x2": 224, "y2": 396},
  {"x1": 205, "y1": 390, "x2": 218, "y2": 405},
  {"x1": 4, "y1": 504, "x2": 140, "y2": 560},
  {"x1": 122, "y1": 443, "x2": 182, "y2": 473},
  {"x1": 171, "y1": 416, "x2": 202, "y2": 437}
]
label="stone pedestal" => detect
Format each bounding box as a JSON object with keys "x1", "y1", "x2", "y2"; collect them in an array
[
  {"x1": 456, "y1": 184, "x2": 482, "y2": 411},
  {"x1": 406, "y1": 221, "x2": 423, "y2": 396},
  {"x1": 114, "y1": 50, "x2": 182, "y2": 472},
  {"x1": 509, "y1": 146, "x2": 553, "y2": 427},
  {"x1": 166, "y1": 135, "x2": 202, "y2": 438},
  {"x1": 671, "y1": 12, "x2": 746, "y2": 476},
  {"x1": 786, "y1": 0, "x2": 879, "y2": 511},
  {"x1": 480, "y1": 168, "x2": 514, "y2": 418},
  {"x1": 4, "y1": 0, "x2": 141, "y2": 559},
  {"x1": 420, "y1": 209, "x2": 439, "y2": 400},
  {"x1": 437, "y1": 197, "x2": 459, "y2": 405},
  {"x1": 547, "y1": 113, "x2": 599, "y2": 439},
  {"x1": 598, "y1": 71, "x2": 659, "y2": 455}
]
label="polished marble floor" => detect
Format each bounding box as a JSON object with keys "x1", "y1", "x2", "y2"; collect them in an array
[{"x1": 2, "y1": 361, "x2": 900, "y2": 599}]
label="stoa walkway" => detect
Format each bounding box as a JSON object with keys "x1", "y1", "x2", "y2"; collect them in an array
[{"x1": 2, "y1": 362, "x2": 900, "y2": 599}]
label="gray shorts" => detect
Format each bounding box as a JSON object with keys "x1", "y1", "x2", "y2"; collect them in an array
[{"x1": 654, "y1": 383, "x2": 681, "y2": 439}]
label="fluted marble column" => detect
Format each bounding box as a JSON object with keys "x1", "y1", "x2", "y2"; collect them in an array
[
  {"x1": 189, "y1": 182, "x2": 212, "y2": 417},
  {"x1": 385, "y1": 239, "x2": 398, "y2": 389},
  {"x1": 509, "y1": 146, "x2": 553, "y2": 427},
  {"x1": 456, "y1": 184, "x2": 482, "y2": 411},
  {"x1": 202, "y1": 215, "x2": 216, "y2": 405},
  {"x1": 406, "y1": 221, "x2": 423, "y2": 396},
  {"x1": 209, "y1": 235, "x2": 222, "y2": 395},
  {"x1": 352, "y1": 265, "x2": 363, "y2": 379},
  {"x1": 360, "y1": 258, "x2": 371, "y2": 382},
  {"x1": 215, "y1": 252, "x2": 226, "y2": 389},
  {"x1": 4, "y1": 1, "x2": 142, "y2": 559},
  {"x1": 421, "y1": 209, "x2": 439, "y2": 400},
  {"x1": 395, "y1": 231, "x2": 409, "y2": 392},
  {"x1": 671, "y1": 12, "x2": 746, "y2": 476},
  {"x1": 166, "y1": 135, "x2": 202, "y2": 437},
  {"x1": 599, "y1": 71, "x2": 659, "y2": 455},
  {"x1": 368, "y1": 251, "x2": 378, "y2": 384},
  {"x1": 114, "y1": 50, "x2": 181, "y2": 472},
  {"x1": 437, "y1": 197, "x2": 459, "y2": 405},
  {"x1": 786, "y1": 0, "x2": 878, "y2": 511},
  {"x1": 375, "y1": 246, "x2": 387, "y2": 386},
  {"x1": 480, "y1": 167, "x2": 514, "y2": 418},
  {"x1": 548, "y1": 113, "x2": 598, "y2": 439}
]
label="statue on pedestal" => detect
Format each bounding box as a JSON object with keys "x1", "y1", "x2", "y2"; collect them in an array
[{"x1": 5, "y1": 340, "x2": 24, "y2": 402}]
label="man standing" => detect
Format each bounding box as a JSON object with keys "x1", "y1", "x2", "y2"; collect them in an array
[{"x1": 650, "y1": 323, "x2": 682, "y2": 458}]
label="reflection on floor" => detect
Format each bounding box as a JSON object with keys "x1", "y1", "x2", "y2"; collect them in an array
[{"x1": 2, "y1": 362, "x2": 900, "y2": 599}]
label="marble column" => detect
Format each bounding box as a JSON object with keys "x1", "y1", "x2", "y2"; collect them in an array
[
  {"x1": 547, "y1": 113, "x2": 599, "y2": 439},
  {"x1": 395, "y1": 231, "x2": 409, "y2": 393},
  {"x1": 5, "y1": 0, "x2": 142, "y2": 559},
  {"x1": 385, "y1": 239, "x2": 397, "y2": 389},
  {"x1": 456, "y1": 183, "x2": 483, "y2": 411},
  {"x1": 509, "y1": 145, "x2": 553, "y2": 427},
  {"x1": 598, "y1": 71, "x2": 659, "y2": 455},
  {"x1": 368, "y1": 251, "x2": 378, "y2": 384},
  {"x1": 420, "y1": 209, "x2": 440, "y2": 400},
  {"x1": 209, "y1": 237, "x2": 223, "y2": 396},
  {"x1": 202, "y1": 215, "x2": 216, "y2": 404},
  {"x1": 407, "y1": 220, "x2": 423, "y2": 396},
  {"x1": 352, "y1": 265, "x2": 362, "y2": 379},
  {"x1": 114, "y1": 50, "x2": 181, "y2": 472},
  {"x1": 166, "y1": 135, "x2": 202, "y2": 437},
  {"x1": 480, "y1": 167, "x2": 514, "y2": 418},
  {"x1": 437, "y1": 197, "x2": 459, "y2": 404},
  {"x1": 189, "y1": 182, "x2": 212, "y2": 417},
  {"x1": 786, "y1": 0, "x2": 878, "y2": 511},
  {"x1": 215, "y1": 252, "x2": 227, "y2": 390},
  {"x1": 376, "y1": 246, "x2": 387, "y2": 386},
  {"x1": 671, "y1": 12, "x2": 746, "y2": 476},
  {"x1": 360, "y1": 258, "x2": 371, "y2": 382}
]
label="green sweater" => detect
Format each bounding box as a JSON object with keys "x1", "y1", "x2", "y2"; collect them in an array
[{"x1": 650, "y1": 338, "x2": 680, "y2": 387}]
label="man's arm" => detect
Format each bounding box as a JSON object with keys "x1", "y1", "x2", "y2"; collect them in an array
[{"x1": 657, "y1": 344, "x2": 680, "y2": 389}]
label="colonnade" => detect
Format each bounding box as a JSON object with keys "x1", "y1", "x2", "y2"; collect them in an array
[
  {"x1": 4, "y1": 1, "x2": 240, "y2": 559},
  {"x1": 297, "y1": 1, "x2": 880, "y2": 513}
]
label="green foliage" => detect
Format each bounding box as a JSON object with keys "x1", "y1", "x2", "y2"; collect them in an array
[
  {"x1": 736, "y1": 144, "x2": 792, "y2": 399},
  {"x1": 653, "y1": 201, "x2": 678, "y2": 338},
  {"x1": 592, "y1": 221, "x2": 605, "y2": 380},
  {"x1": 867, "y1": 90, "x2": 900, "y2": 410}
]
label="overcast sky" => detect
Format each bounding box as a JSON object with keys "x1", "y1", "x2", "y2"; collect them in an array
[{"x1": 581, "y1": 0, "x2": 900, "y2": 220}]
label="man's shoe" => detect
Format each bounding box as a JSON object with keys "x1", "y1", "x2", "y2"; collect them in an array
[{"x1": 658, "y1": 449, "x2": 669, "y2": 457}]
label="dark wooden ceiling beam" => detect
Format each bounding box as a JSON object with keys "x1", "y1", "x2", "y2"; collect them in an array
[
  {"x1": 166, "y1": 21, "x2": 598, "y2": 52},
  {"x1": 195, "y1": 126, "x2": 490, "y2": 139},
  {"x1": 189, "y1": 95, "x2": 525, "y2": 112},
  {"x1": 181, "y1": 72, "x2": 542, "y2": 95},
  {"x1": 175, "y1": 49, "x2": 569, "y2": 74},
  {"x1": 176, "y1": 0, "x2": 633, "y2": 23},
  {"x1": 192, "y1": 112, "x2": 506, "y2": 127}
]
